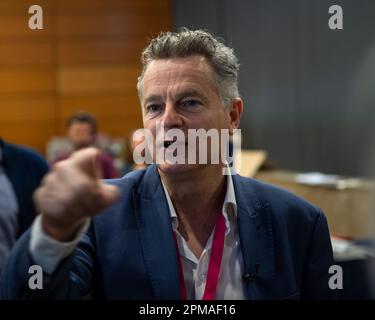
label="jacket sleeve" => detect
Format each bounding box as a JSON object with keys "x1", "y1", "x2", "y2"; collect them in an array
[
  {"x1": 300, "y1": 209, "x2": 338, "y2": 299},
  {"x1": 0, "y1": 223, "x2": 97, "y2": 300}
]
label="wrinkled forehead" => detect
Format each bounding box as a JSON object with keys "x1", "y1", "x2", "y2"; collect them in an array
[{"x1": 141, "y1": 56, "x2": 217, "y2": 97}]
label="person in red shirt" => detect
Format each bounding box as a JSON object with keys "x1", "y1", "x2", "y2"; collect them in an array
[{"x1": 54, "y1": 112, "x2": 119, "y2": 179}]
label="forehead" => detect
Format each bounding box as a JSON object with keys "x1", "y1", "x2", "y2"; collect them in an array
[
  {"x1": 142, "y1": 56, "x2": 217, "y2": 97},
  {"x1": 69, "y1": 122, "x2": 92, "y2": 131}
]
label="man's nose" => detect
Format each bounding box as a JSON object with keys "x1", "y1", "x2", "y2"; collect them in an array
[{"x1": 162, "y1": 103, "x2": 183, "y2": 128}]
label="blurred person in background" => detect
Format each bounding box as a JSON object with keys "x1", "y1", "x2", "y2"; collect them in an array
[
  {"x1": 0, "y1": 138, "x2": 48, "y2": 278},
  {"x1": 122, "y1": 129, "x2": 148, "y2": 174},
  {"x1": 54, "y1": 112, "x2": 119, "y2": 179}
]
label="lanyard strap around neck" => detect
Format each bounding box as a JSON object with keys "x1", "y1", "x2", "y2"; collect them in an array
[{"x1": 173, "y1": 212, "x2": 226, "y2": 300}]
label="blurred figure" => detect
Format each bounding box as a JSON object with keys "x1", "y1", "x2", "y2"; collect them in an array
[
  {"x1": 67, "y1": 111, "x2": 98, "y2": 150},
  {"x1": 55, "y1": 112, "x2": 119, "y2": 179},
  {"x1": 0, "y1": 138, "x2": 48, "y2": 276},
  {"x1": 122, "y1": 129, "x2": 148, "y2": 174}
]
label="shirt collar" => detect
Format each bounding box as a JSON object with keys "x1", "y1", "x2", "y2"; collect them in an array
[{"x1": 161, "y1": 165, "x2": 237, "y2": 233}]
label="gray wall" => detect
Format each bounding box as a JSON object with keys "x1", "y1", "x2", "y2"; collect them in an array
[{"x1": 174, "y1": 0, "x2": 375, "y2": 177}]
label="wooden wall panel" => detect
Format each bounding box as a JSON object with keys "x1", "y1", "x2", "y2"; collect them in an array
[
  {"x1": 0, "y1": 121, "x2": 55, "y2": 152},
  {"x1": 0, "y1": 96, "x2": 55, "y2": 121},
  {"x1": 0, "y1": 96, "x2": 56, "y2": 153},
  {"x1": 0, "y1": 0, "x2": 51, "y2": 13},
  {"x1": 56, "y1": 13, "x2": 171, "y2": 37},
  {"x1": 58, "y1": 95, "x2": 142, "y2": 118},
  {"x1": 0, "y1": 0, "x2": 171, "y2": 155},
  {"x1": 57, "y1": 95, "x2": 143, "y2": 135},
  {"x1": 57, "y1": 65, "x2": 140, "y2": 95},
  {"x1": 55, "y1": 0, "x2": 170, "y2": 12},
  {"x1": 0, "y1": 68, "x2": 55, "y2": 95},
  {"x1": 0, "y1": 42, "x2": 54, "y2": 66},
  {"x1": 57, "y1": 38, "x2": 145, "y2": 65},
  {"x1": 0, "y1": 13, "x2": 54, "y2": 39}
]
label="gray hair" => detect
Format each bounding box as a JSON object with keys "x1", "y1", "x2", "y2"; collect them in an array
[{"x1": 137, "y1": 28, "x2": 240, "y2": 107}]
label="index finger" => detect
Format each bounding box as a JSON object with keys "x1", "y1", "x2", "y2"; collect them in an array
[{"x1": 69, "y1": 147, "x2": 102, "y2": 179}]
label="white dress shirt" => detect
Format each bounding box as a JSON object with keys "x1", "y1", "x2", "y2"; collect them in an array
[
  {"x1": 161, "y1": 170, "x2": 245, "y2": 300},
  {"x1": 29, "y1": 169, "x2": 246, "y2": 299}
]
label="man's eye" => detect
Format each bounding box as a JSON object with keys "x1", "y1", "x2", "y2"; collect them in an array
[
  {"x1": 181, "y1": 99, "x2": 199, "y2": 108},
  {"x1": 146, "y1": 104, "x2": 162, "y2": 113}
]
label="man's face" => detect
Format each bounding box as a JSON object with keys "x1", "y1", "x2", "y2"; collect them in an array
[
  {"x1": 68, "y1": 122, "x2": 95, "y2": 150},
  {"x1": 140, "y1": 55, "x2": 241, "y2": 175}
]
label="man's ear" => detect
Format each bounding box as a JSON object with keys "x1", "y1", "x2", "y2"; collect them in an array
[{"x1": 228, "y1": 98, "x2": 243, "y2": 135}]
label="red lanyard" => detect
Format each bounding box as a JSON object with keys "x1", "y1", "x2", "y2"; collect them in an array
[{"x1": 173, "y1": 212, "x2": 226, "y2": 300}]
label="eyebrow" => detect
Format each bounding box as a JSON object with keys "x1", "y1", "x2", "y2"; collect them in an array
[
  {"x1": 143, "y1": 94, "x2": 163, "y2": 106},
  {"x1": 144, "y1": 89, "x2": 208, "y2": 106}
]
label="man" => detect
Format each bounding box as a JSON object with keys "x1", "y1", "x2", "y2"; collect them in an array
[
  {"x1": 54, "y1": 112, "x2": 119, "y2": 179},
  {"x1": 0, "y1": 139, "x2": 48, "y2": 276},
  {"x1": 1, "y1": 29, "x2": 335, "y2": 299}
]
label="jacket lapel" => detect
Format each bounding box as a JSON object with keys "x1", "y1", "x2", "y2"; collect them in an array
[
  {"x1": 133, "y1": 166, "x2": 276, "y2": 300},
  {"x1": 134, "y1": 165, "x2": 181, "y2": 299},
  {"x1": 233, "y1": 175, "x2": 276, "y2": 299}
]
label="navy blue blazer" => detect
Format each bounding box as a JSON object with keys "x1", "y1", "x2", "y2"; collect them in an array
[
  {"x1": 1, "y1": 164, "x2": 336, "y2": 299},
  {"x1": 0, "y1": 139, "x2": 49, "y2": 237}
]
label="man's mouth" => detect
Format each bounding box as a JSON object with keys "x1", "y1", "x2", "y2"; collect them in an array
[
  {"x1": 161, "y1": 135, "x2": 180, "y2": 148},
  {"x1": 164, "y1": 140, "x2": 174, "y2": 148}
]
